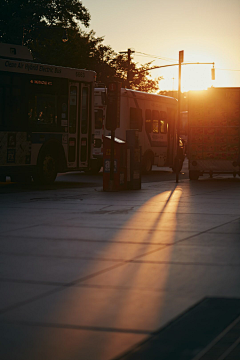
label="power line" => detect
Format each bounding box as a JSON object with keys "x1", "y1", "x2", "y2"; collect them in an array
[
  {"x1": 133, "y1": 50, "x2": 240, "y2": 72},
  {"x1": 216, "y1": 68, "x2": 240, "y2": 72},
  {"x1": 123, "y1": 49, "x2": 240, "y2": 73},
  {"x1": 134, "y1": 51, "x2": 177, "y2": 63}
]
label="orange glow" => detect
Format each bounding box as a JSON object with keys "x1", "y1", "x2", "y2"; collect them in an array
[{"x1": 50, "y1": 187, "x2": 183, "y2": 358}]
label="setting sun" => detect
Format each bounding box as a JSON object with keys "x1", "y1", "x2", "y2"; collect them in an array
[{"x1": 181, "y1": 64, "x2": 215, "y2": 91}]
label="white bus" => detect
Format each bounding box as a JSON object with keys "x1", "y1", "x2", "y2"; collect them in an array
[
  {"x1": 93, "y1": 87, "x2": 180, "y2": 173},
  {"x1": 0, "y1": 43, "x2": 96, "y2": 184}
]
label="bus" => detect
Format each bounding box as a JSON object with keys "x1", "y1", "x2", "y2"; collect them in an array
[
  {"x1": 92, "y1": 88, "x2": 107, "y2": 173},
  {"x1": 0, "y1": 43, "x2": 96, "y2": 184},
  {"x1": 93, "y1": 87, "x2": 182, "y2": 173}
]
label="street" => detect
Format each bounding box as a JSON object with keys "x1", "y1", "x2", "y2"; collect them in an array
[
  {"x1": 0, "y1": 161, "x2": 189, "y2": 194},
  {"x1": 1, "y1": 162, "x2": 240, "y2": 360}
]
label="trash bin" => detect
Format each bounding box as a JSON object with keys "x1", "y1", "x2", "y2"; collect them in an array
[
  {"x1": 103, "y1": 136, "x2": 127, "y2": 191},
  {"x1": 126, "y1": 130, "x2": 141, "y2": 190}
]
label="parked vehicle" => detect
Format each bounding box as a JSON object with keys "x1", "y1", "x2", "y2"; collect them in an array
[
  {"x1": 0, "y1": 43, "x2": 96, "y2": 184},
  {"x1": 188, "y1": 87, "x2": 240, "y2": 180},
  {"x1": 93, "y1": 87, "x2": 182, "y2": 173}
]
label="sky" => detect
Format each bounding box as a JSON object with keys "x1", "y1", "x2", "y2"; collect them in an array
[{"x1": 81, "y1": 0, "x2": 240, "y2": 92}]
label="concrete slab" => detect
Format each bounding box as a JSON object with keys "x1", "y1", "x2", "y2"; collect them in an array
[
  {"x1": 209, "y1": 219, "x2": 240, "y2": 233},
  {"x1": 179, "y1": 232, "x2": 240, "y2": 247},
  {"x1": 81, "y1": 261, "x2": 240, "y2": 298},
  {"x1": 1, "y1": 177, "x2": 240, "y2": 359},
  {"x1": 58, "y1": 213, "x2": 238, "y2": 232},
  {"x1": 0, "y1": 284, "x2": 200, "y2": 334},
  {"x1": 136, "y1": 243, "x2": 240, "y2": 265},
  {"x1": 0, "y1": 282, "x2": 57, "y2": 311},
  {"x1": 0, "y1": 226, "x2": 198, "y2": 244},
  {"x1": 0, "y1": 322, "x2": 146, "y2": 360},
  {"x1": 0, "y1": 254, "x2": 121, "y2": 284},
  {"x1": 0, "y1": 236, "x2": 166, "y2": 261}
]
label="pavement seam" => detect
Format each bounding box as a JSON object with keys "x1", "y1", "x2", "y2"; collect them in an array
[
  {"x1": 2, "y1": 252, "x2": 240, "y2": 267},
  {"x1": 0, "y1": 319, "x2": 152, "y2": 335}
]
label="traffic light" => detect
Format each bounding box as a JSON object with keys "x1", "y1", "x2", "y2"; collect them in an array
[
  {"x1": 211, "y1": 67, "x2": 215, "y2": 80},
  {"x1": 106, "y1": 82, "x2": 121, "y2": 131}
]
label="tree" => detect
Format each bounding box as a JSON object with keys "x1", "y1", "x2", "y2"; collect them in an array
[
  {"x1": 29, "y1": 28, "x2": 161, "y2": 93},
  {"x1": 0, "y1": 0, "x2": 90, "y2": 45},
  {"x1": 108, "y1": 54, "x2": 163, "y2": 93},
  {"x1": 0, "y1": 1, "x2": 161, "y2": 93}
]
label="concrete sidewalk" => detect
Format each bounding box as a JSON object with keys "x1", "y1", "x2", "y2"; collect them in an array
[{"x1": 0, "y1": 176, "x2": 240, "y2": 360}]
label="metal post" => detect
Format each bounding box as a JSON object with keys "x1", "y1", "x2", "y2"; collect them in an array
[
  {"x1": 127, "y1": 48, "x2": 131, "y2": 89},
  {"x1": 176, "y1": 50, "x2": 184, "y2": 183},
  {"x1": 119, "y1": 49, "x2": 135, "y2": 89},
  {"x1": 109, "y1": 130, "x2": 115, "y2": 191}
]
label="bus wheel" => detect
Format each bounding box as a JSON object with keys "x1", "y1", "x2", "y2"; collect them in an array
[
  {"x1": 189, "y1": 170, "x2": 200, "y2": 180},
  {"x1": 142, "y1": 154, "x2": 153, "y2": 174},
  {"x1": 36, "y1": 153, "x2": 57, "y2": 185}
]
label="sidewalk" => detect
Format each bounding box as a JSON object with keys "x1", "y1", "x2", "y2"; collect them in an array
[{"x1": 0, "y1": 175, "x2": 240, "y2": 360}]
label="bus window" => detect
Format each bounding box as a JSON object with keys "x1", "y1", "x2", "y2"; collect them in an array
[
  {"x1": 95, "y1": 109, "x2": 103, "y2": 130},
  {"x1": 81, "y1": 87, "x2": 89, "y2": 134},
  {"x1": 152, "y1": 110, "x2": 159, "y2": 133},
  {"x1": 160, "y1": 111, "x2": 167, "y2": 133},
  {"x1": 69, "y1": 86, "x2": 77, "y2": 134},
  {"x1": 0, "y1": 74, "x2": 27, "y2": 131},
  {"x1": 28, "y1": 94, "x2": 57, "y2": 128},
  {"x1": 160, "y1": 120, "x2": 165, "y2": 133},
  {"x1": 36, "y1": 95, "x2": 56, "y2": 125},
  {"x1": 130, "y1": 107, "x2": 143, "y2": 131},
  {"x1": 145, "y1": 109, "x2": 152, "y2": 133}
]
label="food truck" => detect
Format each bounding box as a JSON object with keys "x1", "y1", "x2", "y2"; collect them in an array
[{"x1": 188, "y1": 87, "x2": 240, "y2": 180}]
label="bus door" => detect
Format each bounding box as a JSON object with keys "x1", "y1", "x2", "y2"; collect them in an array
[
  {"x1": 68, "y1": 82, "x2": 91, "y2": 169},
  {"x1": 78, "y1": 84, "x2": 90, "y2": 169},
  {"x1": 68, "y1": 82, "x2": 79, "y2": 168}
]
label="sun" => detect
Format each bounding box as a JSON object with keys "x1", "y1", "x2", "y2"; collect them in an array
[
  {"x1": 154, "y1": 62, "x2": 215, "y2": 93},
  {"x1": 181, "y1": 64, "x2": 214, "y2": 92}
]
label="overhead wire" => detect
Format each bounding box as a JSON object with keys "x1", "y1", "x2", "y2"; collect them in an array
[
  {"x1": 136, "y1": 52, "x2": 240, "y2": 72},
  {"x1": 134, "y1": 51, "x2": 177, "y2": 63},
  {"x1": 215, "y1": 68, "x2": 240, "y2": 72}
]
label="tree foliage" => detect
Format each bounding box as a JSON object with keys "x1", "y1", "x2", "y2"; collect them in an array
[
  {"x1": 0, "y1": 0, "x2": 90, "y2": 45},
  {"x1": 0, "y1": 0, "x2": 161, "y2": 93}
]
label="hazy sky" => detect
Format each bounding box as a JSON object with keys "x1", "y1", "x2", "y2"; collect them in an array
[{"x1": 82, "y1": 0, "x2": 240, "y2": 91}]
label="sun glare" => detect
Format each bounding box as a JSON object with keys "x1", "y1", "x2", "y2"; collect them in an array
[{"x1": 181, "y1": 65, "x2": 214, "y2": 92}]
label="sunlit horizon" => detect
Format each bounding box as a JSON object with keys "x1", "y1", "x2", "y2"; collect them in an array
[{"x1": 83, "y1": 0, "x2": 240, "y2": 92}]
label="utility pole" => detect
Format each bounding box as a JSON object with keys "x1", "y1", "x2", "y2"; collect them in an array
[{"x1": 119, "y1": 48, "x2": 135, "y2": 88}]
